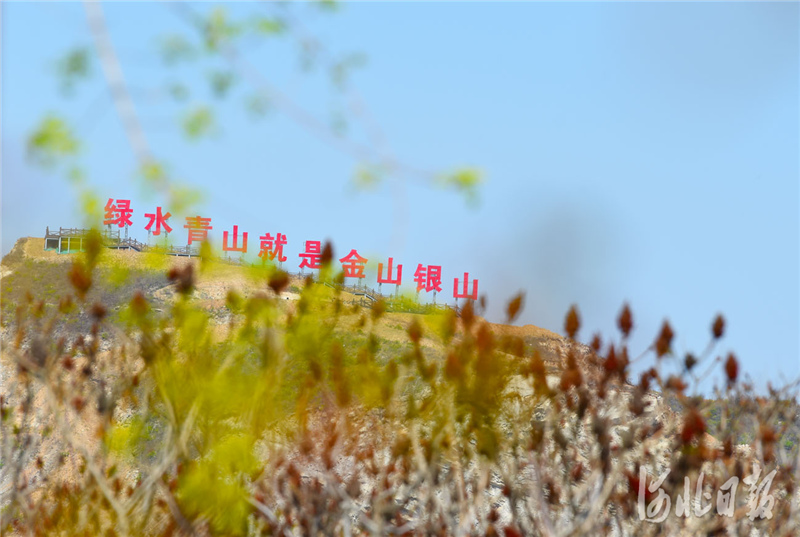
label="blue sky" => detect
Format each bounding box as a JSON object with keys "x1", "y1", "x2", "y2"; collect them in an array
[{"x1": 2, "y1": 2, "x2": 798, "y2": 388}]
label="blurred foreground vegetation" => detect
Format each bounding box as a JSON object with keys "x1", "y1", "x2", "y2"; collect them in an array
[{"x1": 1, "y1": 234, "x2": 799, "y2": 536}]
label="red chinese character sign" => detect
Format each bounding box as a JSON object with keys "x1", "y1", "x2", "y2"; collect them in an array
[
  {"x1": 453, "y1": 272, "x2": 478, "y2": 302},
  {"x1": 223, "y1": 225, "x2": 248, "y2": 254},
  {"x1": 144, "y1": 207, "x2": 172, "y2": 237},
  {"x1": 340, "y1": 250, "x2": 368, "y2": 285},
  {"x1": 414, "y1": 264, "x2": 443, "y2": 302},
  {"x1": 95, "y1": 196, "x2": 488, "y2": 296},
  {"x1": 104, "y1": 199, "x2": 134, "y2": 237},
  {"x1": 184, "y1": 216, "x2": 212, "y2": 246},
  {"x1": 377, "y1": 257, "x2": 402, "y2": 294},
  {"x1": 258, "y1": 233, "x2": 288, "y2": 263},
  {"x1": 413, "y1": 264, "x2": 442, "y2": 293},
  {"x1": 299, "y1": 240, "x2": 322, "y2": 271}
]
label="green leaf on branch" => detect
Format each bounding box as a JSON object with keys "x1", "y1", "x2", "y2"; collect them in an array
[
  {"x1": 317, "y1": 0, "x2": 339, "y2": 12},
  {"x1": 204, "y1": 8, "x2": 242, "y2": 52},
  {"x1": 55, "y1": 47, "x2": 91, "y2": 95},
  {"x1": 27, "y1": 115, "x2": 80, "y2": 167},
  {"x1": 209, "y1": 70, "x2": 236, "y2": 99},
  {"x1": 182, "y1": 106, "x2": 216, "y2": 140},
  {"x1": 168, "y1": 184, "x2": 204, "y2": 215},
  {"x1": 352, "y1": 165, "x2": 382, "y2": 191},
  {"x1": 139, "y1": 161, "x2": 171, "y2": 193},
  {"x1": 437, "y1": 167, "x2": 484, "y2": 206},
  {"x1": 251, "y1": 16, "x2": 286, "y2": 36}
]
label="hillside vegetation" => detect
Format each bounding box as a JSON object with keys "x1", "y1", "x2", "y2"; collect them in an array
[{"x1": 1, "y1": 235, "x2": 798, "y2": 536}]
